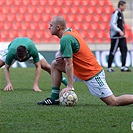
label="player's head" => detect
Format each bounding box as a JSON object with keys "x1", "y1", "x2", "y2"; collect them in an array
[
  {"x1": 118, "y1": 0, "x2": 126, "y2": 11},
  {"x1": 49, "y1": 16, "x2": 66, "y2": 38},
  {"x1": 16, "y1": 45, "x2": 28, "y2": 61}
]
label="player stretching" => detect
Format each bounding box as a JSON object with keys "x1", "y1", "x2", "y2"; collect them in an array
[
  {"x1": 37, "y1": 16, "x2": 133, "y2": 106},
  {"x1": 0, "y1": 37, "x2": 67, "y2": 92}
]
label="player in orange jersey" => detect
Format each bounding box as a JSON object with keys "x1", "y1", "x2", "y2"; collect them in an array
[{"x1": 37, "y1": 16, "x2": 133, "y2": 106}]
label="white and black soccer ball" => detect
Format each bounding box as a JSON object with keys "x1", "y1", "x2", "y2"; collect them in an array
[{"x1": 59, "y1": 91, "x2": 78, "y2": 106}]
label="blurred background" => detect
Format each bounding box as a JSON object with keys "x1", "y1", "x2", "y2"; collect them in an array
[{"x1": 0, "y1": 0, "x2": 133, "y2": 67}]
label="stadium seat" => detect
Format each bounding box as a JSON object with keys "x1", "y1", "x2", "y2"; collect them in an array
[
  {"x1": 9, "y1": 30, "x2": 18, "y2": 39},
  {"x1": 10, "y1": 5, "x2": 19, "y2": 13},
  {"x1": 17, "y1": 30, "x2": 26, "y2": 37},
  {"x1": 42, "y1": 14, "x2": 51, "y2": 22},
  {"x1": 7, "y1": 13, "x2": 15, "y2": 22},
  {"x1": 36, "y1": 5, "x2": 44, "y2": 13},
  {"x1": 20, "y1": 21, "x2": 30, "y2": 30},
  {"x1": 12, "y1": 21, "x2": 21, "y2": 30},
  {"x1": 24, "y1": 13, "x2": 33, "y2": 21},
  {"x1": 5, "y1": 0, "x2": 13, "y2": 5},
  {"x1": 15, "y1": 13, "x2": 24, "y2": 21},
  {"x1": 1, "y1": 5, "x2": 10, "y2": 13},
  {"x1": 14, "y1": 0, "x2": 22, "y2": 5},
  {"x1": 27, "y1": 5, "x2": 36, "y2": 13},
  {"x1": 3, "y1": 21, "x2": 12, "y2": 30},
  {"x1": 29, "y1": 22, "x2": 38, "y2": 30},
  {"x1": 32, "y1": 13, "x2": 42, "y2": 21},
  {"x1": 19, "y1": 5, "x2": 28, "y2": 13},
  {"x1": 26, "y1": 30, "x2": 35, "y2": 38},
  {"x1": 22, "y1": 0, "x2": 30, "y2": 5},
  {"x1": 0, "y1": 0, "x2": 132, "y2": 43},
  {"x1": 1, "y1": 13, "x2": 7, "y2": 21}
]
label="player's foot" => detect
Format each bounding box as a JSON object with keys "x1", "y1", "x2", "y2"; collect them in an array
[
  {"x1": 107, "y1": 67, "x2": 115, "y2": 72},
  {"x1": 37, "y1": 98, "x2": 59, "y2": 105},
  {"x1": 121, "y1": 66, "x2": 131, "y2": 72}
]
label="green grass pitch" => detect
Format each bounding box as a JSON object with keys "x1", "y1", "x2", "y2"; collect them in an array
[{"x1": 0, "y1": 67, "x2": 133, "y2": 133}]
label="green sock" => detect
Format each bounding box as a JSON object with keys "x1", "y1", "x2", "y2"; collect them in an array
[
  {"x1": 61, "y1": 77, "x2": 68, "y2": 86},
  {"x1": 50, "y1": 87, "x2": 60, "y2": 100}
]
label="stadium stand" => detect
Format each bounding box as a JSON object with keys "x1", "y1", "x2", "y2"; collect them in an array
[{"x1": 0, "y1": 0, "x2": 133, "y2": 43}]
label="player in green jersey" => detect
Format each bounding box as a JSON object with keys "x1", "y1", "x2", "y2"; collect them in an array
[{"x1": 0, "y1": 37, "x2": 67, "y2": 92}]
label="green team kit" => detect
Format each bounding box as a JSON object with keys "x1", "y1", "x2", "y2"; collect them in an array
[{"x1": 5, "y1": 37, "x2": 39, "y2": 65}]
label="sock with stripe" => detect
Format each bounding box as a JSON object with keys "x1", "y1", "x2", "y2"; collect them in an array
[
  {"x1": 61, "y1": 77, "x2": 68, "y2": 86},
  {"x1": 50, "y1": 87, "x2": 60, "y2": 100}
]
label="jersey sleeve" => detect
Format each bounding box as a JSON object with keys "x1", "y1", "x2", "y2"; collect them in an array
[
  {"x1": 60, "y1": 36, "x2": 73, "y2": 58},
  {"x1": 5, "y1": 49, "x2": 15, "y2": 65},
  {"x1": 28, "y1": 44, "x2": 39, "y2": 63}
]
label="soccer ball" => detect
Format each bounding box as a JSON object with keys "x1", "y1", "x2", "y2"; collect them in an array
[{"x1": 59, "y1": 91, "x2": 78, "y2": 106}]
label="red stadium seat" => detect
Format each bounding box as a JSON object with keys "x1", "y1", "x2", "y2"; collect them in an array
[
  {"x1": 14, "y1": 0, "x2": 22, "y2": 5},
  {"x1": 24, "y1": 13, "x2": 33, "y2": 21},
  {"x1": 36, "y1": 5, "x2": 44, "y2": 13},
  {"x1": 29, "y1": 22, "x2": 38, "y2": 30},
  {"x1": 27, "y1": 5, "x2": 36, "y2": 13},
  {"x1": 9, "y1": 29, "x2": 18, "y2": 40},
  {"x1": 3, "y1": 21, "x2": 12, "y2": 30},
  {"x1": 19, "y1": 5, "x2": 28, "y2": 13},
  {"x1": 7, "y1": 13, "x2": 15, "y2": 22},
  {"x1": 12, "y1": 21, "x2": 21, "y2": 30},
  {"x1": 1, "y1": 5, "x2": 10, "y2": 13},
  {"x1": 15, "y1": 13, "x2": 24, "y2": 21},
  {"x1": 5, "y1": 0, "x2": 13, "y2": 5},
  {"x1": 17, "y1": 30, "x2": 26, "y2": 37},
  {"x1": 10, "y1": 5, "x2": 19, "y2": 13},
  {"x1": 0, "y1": 13, "x2": 7, "y2": 21},
  {"x1": 26, "y1": 30, "x2": 35, "y2": 38},
  {"x1": 20, "y1": 21, "x2": 30, "y2": 30},
  {"x1": 32, "y1": 13, "x2": 42, "y2": 22},
  {"x1": 22, "y1": 0, "x2": 30, "y2": 5}
]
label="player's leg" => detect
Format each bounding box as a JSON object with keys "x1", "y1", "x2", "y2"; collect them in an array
[
  {"x1": 0, "y1": 49, "x2": 7, "y2": 67},
  {"x1": 0, "y1": 59, "x2": 5, "y2": 67},
  {"x1": 40, "y1": 58, "x2": 51, "y2": 74},
  {"x1": 39, "y1": 53, "x2": 67, "y2": 85},
  {"x1": 85, "y1": 70, "x2": 133, "y2": 106},
  {"x1": 101, "y1": 94, "x2": 133, "y2": 106},
  {"x1": 119, "y1": 38, "x2": 131, "y2": 72},
  {"x1": 107, "y1": 38, "x2": 119, "y2": 72},
  {"x1": 37, "y1": 60, "x2": 66, "y2": 105}
]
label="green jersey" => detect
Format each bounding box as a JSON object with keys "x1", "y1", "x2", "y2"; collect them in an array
[
  {"x1": 60, "y1": 28, "x2": 80, "y2": 58},
  {"x1": 6, "y1": 37, "x2": 39, "y2": 65}
]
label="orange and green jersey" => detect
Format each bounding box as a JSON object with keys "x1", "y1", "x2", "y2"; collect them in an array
[{"x1": 60, "y1": 28, "x2": 102, "y2": 80}]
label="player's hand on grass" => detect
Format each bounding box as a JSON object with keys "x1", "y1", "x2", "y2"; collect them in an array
[
  {"x1": 4, "y1": 83, "x2": 14, "y2": 91},
  {"x1": 33, "y1": 85, "x2": 42, "y2": 92}
]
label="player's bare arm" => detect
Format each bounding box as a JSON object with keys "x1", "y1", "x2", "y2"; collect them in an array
[
  {"x1": 4, "y1": 64, "x2": 14, "y2": 91},
  {"x1": 33, "y1": 61, "x2": 42, "y2": 92}
]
